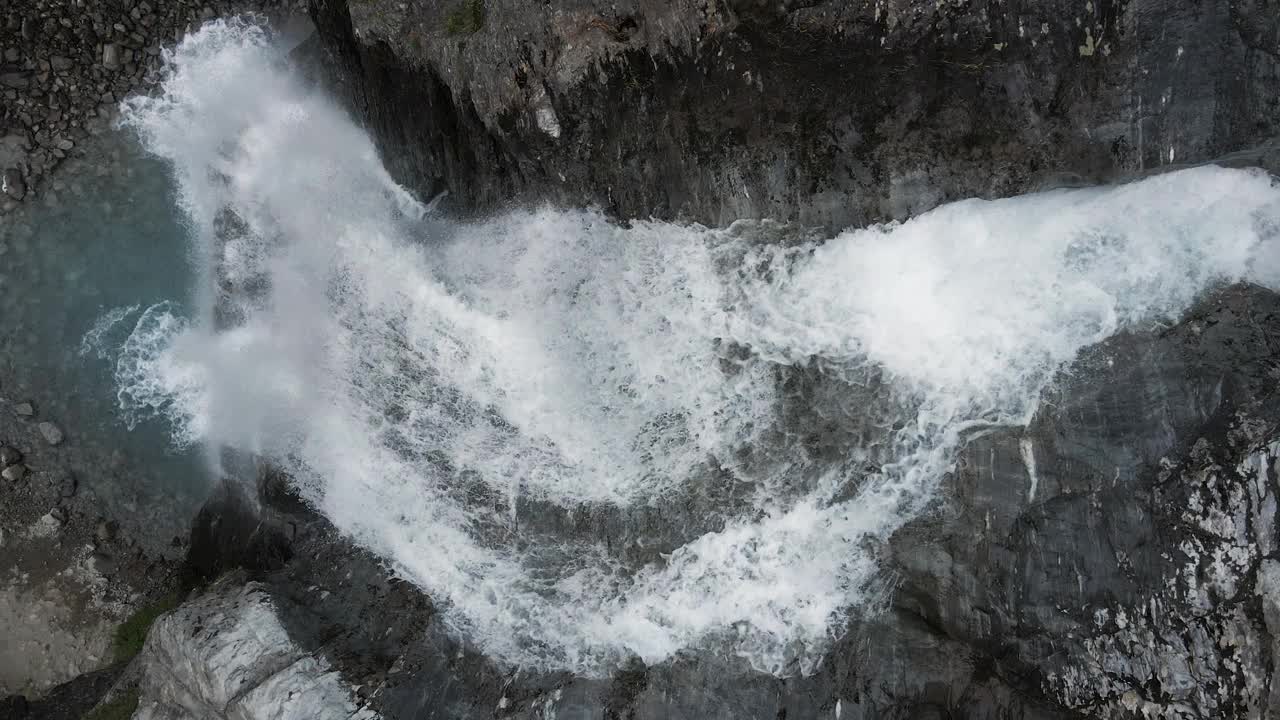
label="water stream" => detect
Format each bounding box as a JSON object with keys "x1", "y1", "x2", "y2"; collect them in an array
[
  {"x1": 59, "y1": 18, "x2": 1280, "y2": 677},
  {"x1": 0, "y1": 129, "x2": 208, "y2": 544}
]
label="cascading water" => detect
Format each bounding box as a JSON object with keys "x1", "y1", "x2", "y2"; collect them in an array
[{"x1": 93, "y1": 18, "x2": 1280, "y2": 676}]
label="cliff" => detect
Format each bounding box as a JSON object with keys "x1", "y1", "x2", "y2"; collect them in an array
[{"x1": 307, "y1": 0, "x2": 1280, "y2": 229}]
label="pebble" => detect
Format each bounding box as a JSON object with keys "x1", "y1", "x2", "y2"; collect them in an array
[
  {"x1": 102, "y1": 43, "x2": 120, "y2": 69},
  {"x1": 59, "y1": 472, "x2": 77, "y2": 498},
  {"x1": 0, "y1": 446, "x2": 22, "y2": 466},
  {"x1": 96, "y1": 519, "x2": 118, "y2": 543},
  {"x1": 14, "y1": 401, "x2": 34, "y2": 417},
  {"x1": 92, "y1": 551, "x2": 116, "y2": 576},
  {"x1": 38, "y1": 421, "x2": 64, "y2": 445},
  {"x1": 2, "y1": 464, "x2": 27, "y2": 482}
]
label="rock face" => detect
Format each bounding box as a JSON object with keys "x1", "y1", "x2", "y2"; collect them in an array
[
  {"x1": 880, "y1": 284, "x2": 1280, "y2": 718},
  {"x1": 150, "y1": 283, "x2": 1280, "y2": 719},
  {"x1": 307, "y1": 0, "x2": 1280, "y2": 229},
  {"x1": 132, "y1": 573, "x2": 377, "y2": 720},
  {"x1": 281, "y1": 7, "x2": 1280, "y2": 710},
  {"x1": 0, "y1": 666, "x2": 125, "y2": 720}
]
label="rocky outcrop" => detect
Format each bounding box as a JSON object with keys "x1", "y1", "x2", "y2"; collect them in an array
[
  {"x1": 147, "y1": 282, "x2": 1280, "y2": 719},
  {"x1": 15, "y1": 2, "x2": 1279, "y2": 716},
  {"x1": 131, "y1": 572, "x2": 377, "y2": 720},
  {"x1": 306, "y1": 0, "x2": 1280, "y2": 229},
  {"x1": 0, "y1": 666, "x2": 126, "y2": 719},
  {"x1": 882, "y1": 284, "x2": 1280, "y2": 718}
]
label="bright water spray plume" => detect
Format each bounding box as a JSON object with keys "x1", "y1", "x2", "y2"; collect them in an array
[{"x1": 101, "y1": 18, "x2": 1280, "y2": 676}]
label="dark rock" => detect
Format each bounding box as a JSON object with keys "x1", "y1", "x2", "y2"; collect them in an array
[
  {"x1": 49, "y1": 56, "x2": 72, "y2": 71},
  {"x1": 0, "y1": 694, "x2": 29, "y2": 718},
  {"x1": 0, "y1": 446, "x2": 23, "y2": 466},
  {"x1": 91, "y1": 551, "x2": 117, "y2": 576},
  {"x1": 1, "y1": 168, "x2": 24, "y2": 200},
  {"x1": 159, "y1": 283, "x2": 1280, "y2": 719},
  {"x1": 58, "y1": 472, "x2": 77, "y2": 498},
  {"x1": 0, "y1": 71, "x2": 29, "y2": 89},
  {"x1": 308, "y1": 0, "x2": 1280, "y2": 230},
  {"x1": 181, "y1": 480, "x2": 293, "y2": 589},
  {"x1": 7, "y1": 666, "x2": 123, "y2": 720}
]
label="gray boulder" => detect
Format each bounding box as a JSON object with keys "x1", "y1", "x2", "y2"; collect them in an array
[
  {"x1": 131, "y1": 575, "x2": 377, "y2": 720},
  {"x1": 37, "y1": 422, "x2": 63, "y2": 446}
]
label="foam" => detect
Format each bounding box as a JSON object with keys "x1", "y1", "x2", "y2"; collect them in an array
[{"x1": 108, "y1": 18, "x2": 1280, "y2": 676}]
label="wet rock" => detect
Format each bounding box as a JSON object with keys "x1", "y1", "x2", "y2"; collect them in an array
[
  {"x1": 102, "y1": 43, "x2": 120, "y2": 68},
  {"x1": 95, "y1": 519, "x2": 117, "y2": 543},
  {"x1": 0, "y1": 72, "x2": 29, "y2": 89},
  {"x1": 0, "y1": 446, "x2": 23, "y2": 466},
  {"x1": 1, "y1": 168, "x2": 23, "y2": 200},
  {"x1": 0, "y1": 694, "x2": 29, "y2": 717},
  {"x1": 2, "y1": 464, "x2": 27, "y2": 482},
  {"x1": 58, "y1": 473, "x2": 77, "y2": 498},
  {"x1": 313, "y1": 0, "x2": 1280, "y2": 229},
  {"x1": 0, "y1": 136, "x2": 28, "y2": 168},
  {"x1": 91, "y1": 552, "x2": 116, "y2": 576},
  {"x1": 14, "y1": 402, "x2": 34, "y2": 417},
  {"x1": 38, "y1": 421, "x2": 64, "y2": 445},
  {"x1": 132, "y1": 576, "x2": 374, "y2": 720},
  {"x1": 165, "y1": 286, "x2": 1280, "y2": 720},
  {"x1": 4, "y1": 666, "x2": 124, "y2": 719}
]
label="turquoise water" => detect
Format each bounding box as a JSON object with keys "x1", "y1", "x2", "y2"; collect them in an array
[{"x1": 0, "y1": 129, "x2": 208, "y2": 542}]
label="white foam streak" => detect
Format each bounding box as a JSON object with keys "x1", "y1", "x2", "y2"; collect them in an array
[{"x1": 110, "y1": 18, "x2": 1280, "y2": 676}]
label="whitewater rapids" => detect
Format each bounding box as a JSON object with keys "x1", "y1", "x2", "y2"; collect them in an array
[{"x1": 94, "y1": 19, "x2": 1280, "y2": 676}]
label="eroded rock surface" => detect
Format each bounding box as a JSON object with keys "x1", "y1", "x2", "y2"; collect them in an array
[
  {"x1": 153, "y1": 283, "x2": 1280, "y2": 719},
  {"x1": 306, "y1": 0, "x2": 1280, "y2": 229},
  {"x1": 132, "y1": 573, "x2": 377, "y2": 720}
]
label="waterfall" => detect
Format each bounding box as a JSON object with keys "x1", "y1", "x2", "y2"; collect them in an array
[{"x1": 93, "y1": 18, "x2": 1280, "y2": 676}]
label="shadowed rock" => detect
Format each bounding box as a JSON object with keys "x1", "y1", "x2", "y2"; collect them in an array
[{"x1": 143, "y1": 283, "x2": 1280, "y2": 719}]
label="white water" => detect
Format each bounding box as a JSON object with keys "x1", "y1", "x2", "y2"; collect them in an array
[{"x1": 104, "y1": 19, "x2": 1280, "y2": 676}]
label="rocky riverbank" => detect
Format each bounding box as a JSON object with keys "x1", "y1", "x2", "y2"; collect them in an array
[
  {"x1": 4, "y1": 1, "x2": 1280, "y2": 719},
  {"x1": 0, "y1": 135, "x2": 194, "y2": 708},
  {"x1": 0, "y1": 0, "x2": 307, "y2": 709},
  {"x1": 0, "y1": 0, "x2": 306, "y2": 213},
  {"x1": 104, "y1": 282, "x2": 1280, "y2": 720}
]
